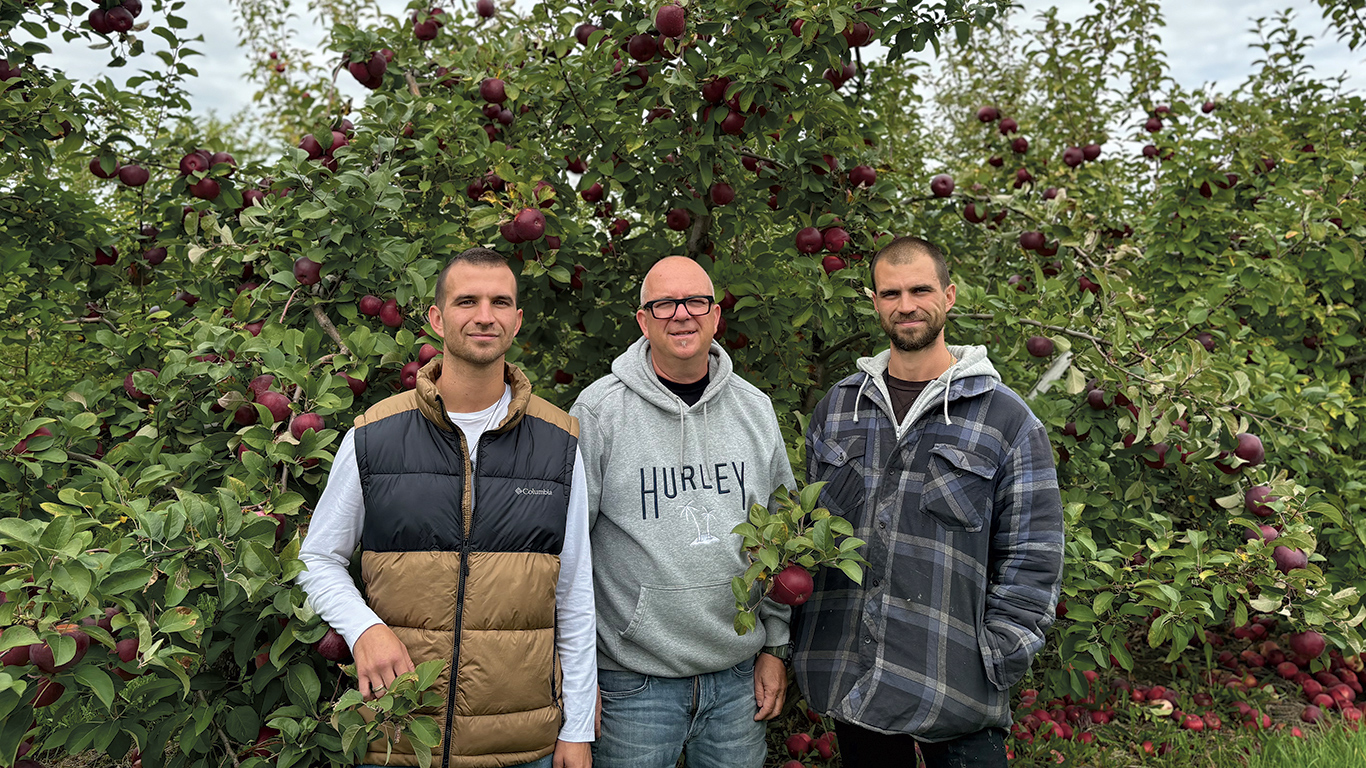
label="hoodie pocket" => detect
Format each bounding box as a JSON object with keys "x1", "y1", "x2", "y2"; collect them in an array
[
  {"x1": 810, "y1": 435, "x2": 866, "y2": 519},
  {"x1": 619, "y1": 580, "x2": 745, "y2": 668},
  {"x1": 921, "y1": 444, "x2": 994, "y2": 532}
]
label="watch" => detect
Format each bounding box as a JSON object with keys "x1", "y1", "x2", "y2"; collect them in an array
[{"x1": 762, "y1": 644, "x2": 792, "y2": 662}]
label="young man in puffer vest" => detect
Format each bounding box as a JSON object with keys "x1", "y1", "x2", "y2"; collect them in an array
[{"x1": 299, "y1": 248, "x2": 596, "y2": 768}]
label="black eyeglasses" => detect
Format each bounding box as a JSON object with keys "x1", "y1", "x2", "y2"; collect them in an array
[{"x1": 642, "y1": 295, "x2": 715, "y2": 320}]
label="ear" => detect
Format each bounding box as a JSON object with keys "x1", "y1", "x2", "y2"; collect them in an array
[
  {"x1": 636, "y1": 308, "x2": 650, "y2": 336},
  {"x1": 512, "y1": 307, "x2": 523, "y2": 338},
  {"x1": 944, "y1": 282, "x2": 957, "y2": 312},
  {"x1": 427, "y1": 303, "x2": 443, "y2": 338}
]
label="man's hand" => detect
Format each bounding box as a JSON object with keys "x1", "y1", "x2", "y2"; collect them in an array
[
  {"x1": 353, "y1": 624, "x2": 416, "y2": 701},
  {"x1": 594, "y1": 686, "x2": 602, "y2": 738},
  {"x1": 553, "y1": 740, "x2": 591, "y2": 768},
  {"x1": 753, "y1": 653, "x2": 787, "y2": 720}
]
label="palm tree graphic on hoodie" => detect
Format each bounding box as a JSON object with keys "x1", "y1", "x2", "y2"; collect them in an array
[{"x1": 679, "y1": 500, "x2": 720, "y2": 546}]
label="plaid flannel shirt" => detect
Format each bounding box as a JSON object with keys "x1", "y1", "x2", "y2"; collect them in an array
[{"x1": 792, "y1": 351, "x2": 1064, "y2": 741}]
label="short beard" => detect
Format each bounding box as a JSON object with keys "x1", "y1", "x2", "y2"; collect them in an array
[{"x1": 881, "y1": 313, "x2": 944, "y2": 352}]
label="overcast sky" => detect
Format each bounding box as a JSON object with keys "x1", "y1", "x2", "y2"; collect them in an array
[{"x1": 32, "y1": 0, "x2": 1363, "y2": 130}]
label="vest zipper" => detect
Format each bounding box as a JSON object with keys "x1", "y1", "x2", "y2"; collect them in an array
[{"x1": 440, "y1": 425, "x2": 478, "y2": 768}]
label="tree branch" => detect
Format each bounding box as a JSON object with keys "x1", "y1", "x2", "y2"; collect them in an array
[
  {"x1": 62, "y1": 316, "x2": 118, "y2": 330},
  {"x1": 949, "y1": 312, "x2": 1108, "y2": 345},
  {"x1": 686, "y1": 213, "x2": 712, "y2": 260},
  {"x1": 1230, "y1": 407, "x2": 1309, "y2": 433},
  {"x1": 817, "y1": 331, "x2": 871, "y2": 363},
  {"x1": 1335, "y1": 354, "x2": 1365, "y2": 369},
  {"x1": 311, "y1": 305, "x2": 352, "y2": 357}
]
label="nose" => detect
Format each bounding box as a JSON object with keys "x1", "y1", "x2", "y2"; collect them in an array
[
  {"x1": 474, "y1": 299, "x2": 497, "y2": 324},
  {"x1": 896, "y1": 293, "x2": 918, "y2": 316},
  {"x1": 668, "y1": 301, "x2": 691, "y2": 321}
]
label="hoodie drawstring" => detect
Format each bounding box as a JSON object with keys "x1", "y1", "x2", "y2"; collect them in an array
[
  {"x1": 942, "y1": 367, "x2": 954, "y2": 425},
  {"x1": 678, "y1": 400, "x2": 686, "y2": 470},
  {"x1": 853, "y1": 375, "x2": 870, "y2": 424},
  {"x1": 677, "y1": 399, "x2": 712, "y2": 484}
]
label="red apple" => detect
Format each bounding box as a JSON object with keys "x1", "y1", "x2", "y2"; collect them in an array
[
  {"x1": 290, "y1": 413, "x2": 324, "y2": 440},
  {"x1": 400, "y1": 361, "x2": 420, "y2": 389},
  {"x1": 1025, "y1": 336, "x2": 1054, "y2": 358},
  {"x1": 479, "y1": 78, "x2": 507, "y2": 104},
  {"x1": 314, "y1": 627, "x2": 353, "y2": 663},
  {"x1": 666, "y1": 208, "x2": 691, "y2": 231},
  {"x1": 293, "y1": 257, "x2": 322, "y2": 286},
  {"x1": 513, "y1": 207, "x2": 546, "y2": 241},
  {"x1": 795, "y1": 227, "x2": 823, "y2": 254},
  {"x1": 1291, "y1": 631, "x2": 1327, "y2": 659},
  {"x1": 930, "y1": 174, "x2": 954, "y2": 197},
  {"x1": 656, "y1": 4, "x2": 686, "y2": 38},
  {"x1": 770, "y1": 564, "x2": 814, "y2": 606},
  {"x1": 256, "y1": 391, "x2": 293, "y2": 424},
  {"x1": 359, "y1": 294, "x2": 384, "y2": 316},
  {"x1": 380, "y1": 299, "x2": 404, "y2": 328},
  {"x1": 823, "y1": 227, "x2": 850, "y2": 253},
  {"x1": 847, "y1": 165, "x2": 876, "y2": 188}
]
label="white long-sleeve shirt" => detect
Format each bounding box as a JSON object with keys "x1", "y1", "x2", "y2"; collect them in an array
[{"x1": 297, "y1": 386, "x2": 596, "y2": 743}]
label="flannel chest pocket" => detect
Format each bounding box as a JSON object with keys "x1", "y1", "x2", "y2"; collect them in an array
[
  {"x1": 811, "y1": 435, "x2": 866, "y2": 518},
  {"x1": 920, "y1": 444, "x2": 995, "y2": 532}
]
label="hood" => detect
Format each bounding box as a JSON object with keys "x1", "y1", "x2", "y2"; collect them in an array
[
  {"x1": 854, "y1": 344, "x2": 1001, "y2": 431},
  {"x1": 610, "y1": 335, "x2": 734, "y2": 412}
]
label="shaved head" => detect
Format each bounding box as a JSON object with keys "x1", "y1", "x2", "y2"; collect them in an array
[{"x1": 640, "y1": 256, "x2": 715, "y2": 306}]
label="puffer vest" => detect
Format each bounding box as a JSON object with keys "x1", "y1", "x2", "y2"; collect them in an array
[{"x1": 352, "y1": 361, "x2": 578, "y2": 768}]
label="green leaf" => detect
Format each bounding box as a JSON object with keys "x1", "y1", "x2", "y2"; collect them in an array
[
  {"x1": 406, "y1": 716, "x2": 440, "y2": 749},
  {"x1": 158, "y1": 605, "x2": 201, "y2": 634},
  {"x1": 73, "y1": 665, "x2": 115, "y2": 710},
  {"x1": 836, "y1": 559, "x2": 864, "y2": 584},
  {"x1": 287, "y1": 664, "x2": 321, "y2": 712},
  {"x1": 225, "y1": 706, "x2": 260, "y2": 742},
  {"x1": 798, "y1": 481, "x2": 826, "y2": 511}
]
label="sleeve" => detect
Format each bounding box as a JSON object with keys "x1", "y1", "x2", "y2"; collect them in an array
[
  {"x1": 757, "y1": 400, "x2": 796, "y2": 648},
  {"x1": 979, "y1": 418, "x2": 1066, "y2": 691},
  {"x1": 555, "y1": 448, "x2": 598, "y2": 742},
  {"x1": 296, "y1": 429, "x2": 385, "y2": 650},
  {"x1": 567, "y1": 399, "x2": 604, "y2": 529}
]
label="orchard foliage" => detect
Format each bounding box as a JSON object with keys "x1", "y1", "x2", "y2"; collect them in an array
[
  {"x1": 1, "y1": 0, "x2": 1364, "y2": 766},
  {"x1": 2, "y1": 0, "x2": 1016, "y2": 766}
]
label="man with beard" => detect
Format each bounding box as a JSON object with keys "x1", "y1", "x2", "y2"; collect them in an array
[
  {"x1": 792, "y1": 236, "x2": 1063, "y2": 767},
  {"x1": 298, "y1": 248, "x2": 595, "y2": 768}
]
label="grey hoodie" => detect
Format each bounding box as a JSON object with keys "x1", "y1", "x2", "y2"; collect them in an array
[{"x1": 571, "y1": 336, "x2": 797, "y2": 677}]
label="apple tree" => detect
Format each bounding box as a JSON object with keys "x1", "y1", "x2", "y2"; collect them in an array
[{"x1": 2, "y1": 1, "x2": 1023, "y2": 766}]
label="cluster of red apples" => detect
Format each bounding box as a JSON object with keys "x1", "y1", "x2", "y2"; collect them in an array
[
  {"x1": 1005, "y1": 633, "x2": 1363, "y2": 759},
  {"x1": 86, "y1": 0, "x2": 143, "y2": 35},
  {"x1": 346, "y1": 48, "x2": 394, "y2": 90},
  {"x1": 0, "y1": 603, "x2": 141, "y2": 728},
  {"x1": 297, "y1": 119, "x2": 355, "y2": 174}
]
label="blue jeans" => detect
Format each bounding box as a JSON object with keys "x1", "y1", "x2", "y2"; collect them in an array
[
  {"x1": 593, "y1": 658, "x2": 766, "y2": 768},
  {"x1": 363, "y1": 754, "x2": 554, "y2": 759}
]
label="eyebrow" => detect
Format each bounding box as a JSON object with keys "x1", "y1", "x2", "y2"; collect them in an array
[
  {"x1": 880, "y1": 284, "x2": 935, "y2": 294},
  {"x1": 452, "y1": 293, "x2": 515, "y2": 302}
]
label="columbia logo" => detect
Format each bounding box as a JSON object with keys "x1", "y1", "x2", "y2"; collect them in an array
[{"x1": 515, "y1": 487, "x2": 553, "y2": 496}]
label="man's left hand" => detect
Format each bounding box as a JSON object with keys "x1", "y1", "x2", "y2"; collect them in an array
[
  {"x1": 553, "y1": 739, "x2": 591, "y2": 768},
  {"x1": 754, "y1": 653, "x2": 787, "y2": 720}
]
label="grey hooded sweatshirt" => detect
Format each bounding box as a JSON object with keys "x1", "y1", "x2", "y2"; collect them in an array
[{"x1": 571, "y1": 336, "x2": 797, "y2": 677}]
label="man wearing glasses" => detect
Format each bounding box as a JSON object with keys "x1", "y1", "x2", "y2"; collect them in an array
[{"x1": 570, "y1": 256, "x2": 796, "y2": 768}]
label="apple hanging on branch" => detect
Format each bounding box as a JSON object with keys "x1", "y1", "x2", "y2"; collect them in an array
[{"x1": 729, "y1": 482, "x2": 868, "y2": 635}]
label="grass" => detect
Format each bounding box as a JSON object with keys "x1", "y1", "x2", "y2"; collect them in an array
[{"x1": 1249, "y1": 723, "x2": 1366, "y2": 768}]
